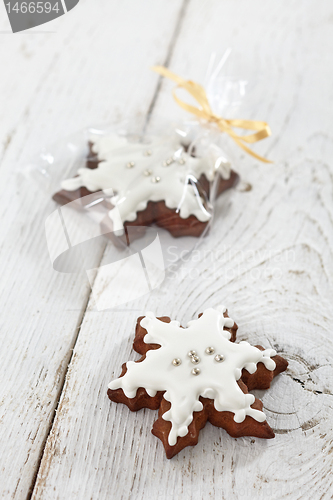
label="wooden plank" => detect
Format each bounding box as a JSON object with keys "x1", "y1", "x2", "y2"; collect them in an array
[
  {"x1": 0, "y1": 0, "x2": 185, "y2": 498},
  {"x1": 32, "y1": 1, "x2": 333, "y2": 499}
]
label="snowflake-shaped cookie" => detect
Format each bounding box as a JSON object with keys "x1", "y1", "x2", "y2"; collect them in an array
[
  {"x1": 61, "y1": 135, "x2": 215, "y2": 224},
  {"x1": 108, "y1": 307, "x2": 288, "y2": 458},
  {"x1": 53, "y1": 134, "x2": 239, "y2": 241}
]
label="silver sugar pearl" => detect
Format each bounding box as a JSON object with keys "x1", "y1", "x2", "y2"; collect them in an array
[
  {"x1": 163, "y1": 158, "x2": 174, "y2": 166},
  {"x1": 151, "y1": 176, "x2": 161, "y2": 183},
  {"x1": 191, "y1": 368, "x2": 201, "y2": 376},
  {"x1": 126, "y1": 161, "x2": 135, "y2": 168},
  {"x1": 143, "y1": 150, "x2": 152, "y2": 156},
  {"x1": 191, "y1": 355, "x2": 200, "y2": 364},
  {"x1": 188, "y1": 350, "x2": 197, "y2": 358},
  {"x1": 178, "y1": 158, "x2": 186, "y2": 165},
  {"x1": 205, "y1": 347, "x2": 215, "y2": 355},
  {"x1": 143, "y1": 169, "x2": 152, "y2": 176},
  {"x1": 214, "y1": 354, "x2": 225, "y2": 363},
  {"x1": 172, "y1": 358, "x2": 182, "y2": 367}
]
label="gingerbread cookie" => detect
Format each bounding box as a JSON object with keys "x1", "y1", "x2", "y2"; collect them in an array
[
  {"x1": 107, "y1": 307, "x2": 288, "y2": 458},
  {"x1": 53, "y1": 134, "x2": 238, "y2": 243}
]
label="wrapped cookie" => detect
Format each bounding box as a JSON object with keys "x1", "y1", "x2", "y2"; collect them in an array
[
  {"x1": 53, "y1": 129, "x2": 239, "y2": 245},
  {"x1": 27, "y1": 53, "x2": 272, "y2": 270},
  {"x1": 50, "y1": 56, "x2": 271, "y2": 248}
]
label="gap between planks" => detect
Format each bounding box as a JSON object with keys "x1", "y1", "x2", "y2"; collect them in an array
[{"x1": 26, "y1": 1, "x2": 191, "y2": 498}]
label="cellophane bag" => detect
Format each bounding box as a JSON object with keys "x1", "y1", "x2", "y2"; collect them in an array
[{"x1": 23, "y1": 52, "x2": 269, "y2": 307}]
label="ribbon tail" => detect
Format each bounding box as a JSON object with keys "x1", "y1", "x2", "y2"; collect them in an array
[
  {"x1": 226, "y1": 119, "x2": 272, "y2": 143},
  {"x1": 232, "y1": 137, "x2": 273, "y2": 164},
  {"x1": 151, "y1": 66, "x2": 185, "y2": 86}
]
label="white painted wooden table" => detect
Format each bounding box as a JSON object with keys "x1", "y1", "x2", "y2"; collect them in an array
[{"x1": 1, "y1": 1, "x2": 333, "y2": 499}]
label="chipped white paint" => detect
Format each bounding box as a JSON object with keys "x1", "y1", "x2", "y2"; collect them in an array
[{"x1": 1, "y1": 1, "x2": 333, "y2": 499}]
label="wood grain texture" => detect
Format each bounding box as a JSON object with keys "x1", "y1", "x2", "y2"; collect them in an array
[
  {"x1": 0, "y1": 0, "x2": 185, "y2": 498},
  {"x1": 2, "y1": 0, "x2": 333, "y2": 499}
]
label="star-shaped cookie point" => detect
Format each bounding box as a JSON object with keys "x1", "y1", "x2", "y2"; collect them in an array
[{"x1": 107, "y1": 307, "x2": 288, "y2": 458}]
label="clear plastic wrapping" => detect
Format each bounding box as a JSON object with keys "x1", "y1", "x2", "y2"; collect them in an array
[
  {"x1": 24, "y1": 52, "x2": 271, "y2": 307},
  {"x1": 32, "y1": 121, "x2": 238, "y2": 281}
]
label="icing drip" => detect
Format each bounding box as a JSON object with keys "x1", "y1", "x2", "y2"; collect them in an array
[
  {"x1": 108, "y1": 307, "x2": 276, "y2": 446},
  {"x1": 61, "y1": 134, "x2": 231, "y2": 226}
]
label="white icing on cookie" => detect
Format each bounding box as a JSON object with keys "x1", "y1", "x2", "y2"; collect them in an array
[
  {"x1": 61, "y1": 134, "x2": 231, "y2": 226},
  {"x1": 108, "y1": 307, "x2": 276, "y2": 446}
]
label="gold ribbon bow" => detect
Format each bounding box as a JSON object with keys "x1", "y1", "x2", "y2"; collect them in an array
[{"x1": 152, "y1": 66, "x2": 272, "y2": 163}]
